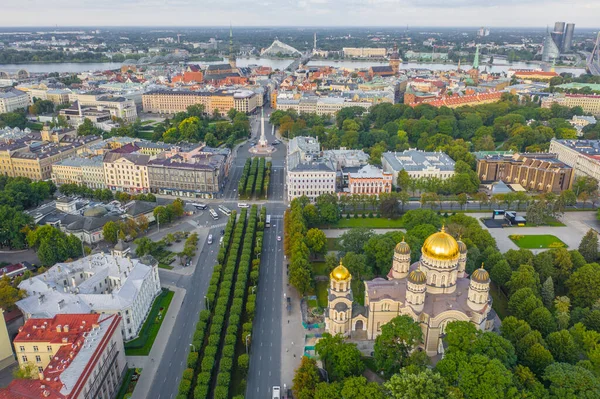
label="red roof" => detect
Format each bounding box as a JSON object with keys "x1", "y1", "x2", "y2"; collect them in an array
[
  {"x1": 0, "y1": 379, "x2": 66, "y2": 399},
  {"x1": 406, "y1": 91, "x2": 502, "y2": 108},
  {"x1": 513, "y1": 71, "x2": 558, "y2": 77},
  {"x1": 14, "y1": 314, "x2": 100, "y2": 344}
]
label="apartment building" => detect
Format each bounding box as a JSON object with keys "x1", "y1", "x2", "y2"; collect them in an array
[
  {"x1": 3, "y1": 313, "x2": 127, "y2": 399},
  {"x1": 0, "y1": 132, "x2": 101, "y2": 181},
  {"x1": 142, "y1": 89, "x2": 257, "y2": 115},
  {"x1": 382, "y1": 150, "x2": 456, "y2": 185},
  {"x1": 476, "y1": 152, "x2": 573, "y2": 193},
  {"x1": 542, "y1": 94, "x2": 600, "y2": 116},
  {"x1": 342, "y1": 47, "x2": 387, "y2": 58},
  {"x1": 276, "y1": 96, "x2": 372, "y2": 116},
  {"x1": 287, "y1": 136, "x2": 336, "y2": 201},
  {"x1": 0, "y1": 87, "x2": 29, "y2": 113},
  {"x1": 103, "y1": 151, "x2": 151, "y2": 193},
  {"x1": 17, "y1": 245, "x2": 161, "y2": 341},
  {"x1": 549, "y1": 139, "x2": 600, "y2": 181},
  {"x1": 51, "y1": 155, "x2": 106, "y2": 189}
]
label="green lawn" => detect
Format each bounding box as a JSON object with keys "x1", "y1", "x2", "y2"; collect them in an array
[
  {"x1": 158, "y1": 263, "x2": 174, "y2": 270},
  {"x1": 315, "y1": 281, "x2": 329, "y2": 308},
  {"x1": 124, "y1": 289, "x2": 174, "y2": 355},
  {"x1": 137, "y1": 131, "x2": 155, "y2": 140},
  {"x1": 332, "y1": 217, "x2": 404, "y2": 229},
  {"x1": 312, "y1": 261, "x2": 330, "y2": 276},
  {"x1": 509, "y1": 234, "x2": 567, "y2": 249},
  {"x1": 115, "y1": 368, "x2": 137, "y2": 399},
  {"x1": 490, "y1": 282, "x2": 509, "y2": 319}
]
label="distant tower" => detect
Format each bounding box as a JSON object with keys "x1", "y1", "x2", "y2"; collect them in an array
[
  {"x1": 229, "y1": 24, "x2": 236, "y2": 69},
  {"x1": 563, "y1": 23, "x2": 575, "y2": 53},
  {"x1": 313, "y1": 32, "x2": 317, "y2": 53},
  {"x1": 325, "y1": 260, "x2": 353, "y2": 336},
  {"x1": 468, "y1": 45, "x2": 480, "y2": 83},
  {"x1": 389, "y1": 43, "x2": 400, "y2": 74},
  {"x1": 552, "y1": 21, "x2": 566, "y2": 52},
  {"x1": 542, "y1": 27, "x2": 560, "y2": 62}
]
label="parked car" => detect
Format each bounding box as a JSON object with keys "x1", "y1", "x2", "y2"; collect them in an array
[{"x1": 277, "y1": 236, "x2": 282, "y2": 242}]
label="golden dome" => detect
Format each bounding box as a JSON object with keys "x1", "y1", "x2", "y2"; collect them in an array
[
  {"x1": 422, "y1": 226, "x2": 460, "y2": 261},
  {"x1": 457, "y1": 239, "x2": 467, "y2": 254},
  {"x1": 395, "y1": 237, "x2": 411, "y2": 254},
  {"x1": 331, "y1": 260, "x2": 350, "y2": 281},
  {"x1": 472, "y1": 264, "x2": 490, "y2": 283},
  {"x1": 408, "y1": 268, "x2": 427, "y2": 284}
]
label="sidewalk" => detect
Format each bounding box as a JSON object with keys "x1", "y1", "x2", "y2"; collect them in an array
[
  {"x1": 322, "y1": 228, "x2": 405, "y2": 238},
  {"x1": 130, "y1": 285, "x2": 185, "y2": 399},
  {"x1": 280, "y1": 271, "x2": 305, "y2": 393}
]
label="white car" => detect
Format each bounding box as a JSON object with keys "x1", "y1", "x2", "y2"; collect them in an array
[
  {"x1": 238, "y1": 203, "x2": 250, "y2": 208},
  {"x1": 277, "y1": 236, "x2": 282, "y2": 242},
  {"x1": 272, "y1": 386, "x2": 280, "y2": 399}
]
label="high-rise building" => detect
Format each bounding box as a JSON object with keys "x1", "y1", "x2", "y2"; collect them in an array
[
  {"x1": 563, "y1": 23, "x2": 575, "y2": 52},
  {"x1": 551, "y1": 22, "x2": 565, "y2": 52},
  {"x1": 542, "y1": 29, "x2": 561, "y2": 62}
]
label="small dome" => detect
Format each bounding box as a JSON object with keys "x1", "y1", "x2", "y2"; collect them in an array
[
  {"x1": 457, "y1": 240, "x2": 467, "y2": 254},
  {"x1": 422, "y1": 226, "x2": 460, "y2": 261},
  {"x1": 395, "y1": 238, "x2": 411, "y2": 255},
  {"x1": 83, "y1": 206, "x2": 108, "y2": 218},
  {"x1": 408, "y1": 268, "x2": 426, "y2": 284},
  {"x1": 472, "y1": 265, "x2": 490, "y2": 283},
  {"x1": 331, "y1": 260, "x2": 350, "y2": 281}
]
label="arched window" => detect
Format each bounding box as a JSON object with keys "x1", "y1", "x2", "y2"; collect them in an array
[
  {"x1": 432, "y1": 274, "x2": 437, "y2": 285},
  {"x1": 441, "y1": 275, "x2": 446, "y2": 287}
]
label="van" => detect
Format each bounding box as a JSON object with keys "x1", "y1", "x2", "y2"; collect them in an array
[
  {"x1": 238, "y1": 203, "x2": 250, "y2": 208},
  {"x1": 207, "y1": 234, "x2": 213, "y2": 244},
  {"x1": 272, "y1": 386, "x2": 280, "y2": 399}
]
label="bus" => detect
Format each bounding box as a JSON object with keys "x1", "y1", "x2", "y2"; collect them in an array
[
  {"x1": 218, "y1": 205, "x2": 232, "y2": 216},
  {"x1": 191, "y1": 203, "x2": 207, "y2": 210},
  {"x1": 265, "y1": 215, "x2": 271, "y2": 228},
  {"x1": 209, "y1": 209, "x2": 219, "y2": 220}
]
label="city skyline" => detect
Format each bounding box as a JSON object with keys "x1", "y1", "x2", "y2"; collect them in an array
[{"x1": 1, "y1": 0, "x2": 600, "y2": 28}]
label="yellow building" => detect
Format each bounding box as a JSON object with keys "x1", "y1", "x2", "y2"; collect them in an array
[
  {"x1": 103, "y1": 151, "x2": 151, "y2": 193},
  {"x1": 542, "y1": 94, "x2": 600, "y2": 116},
  {"x1": 0, "y1": 310, "x2": 15, "y2": 370},
  {"x1": 51, "y1": 155, "x2": 106, "y2": 189},
  {"x1": 343, "y1": 47, "x2": 387, "y2": 58},
  {"x1": 142, "y1": 89, "x2": 257, "y2": 115},
  {"x1": 325, "y1": 229, "x2": 495, "y2": 356}
]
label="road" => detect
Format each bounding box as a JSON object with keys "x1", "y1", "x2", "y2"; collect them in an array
[{"x1": 144, "y1": 105, "x2": 288, "y2": 399}]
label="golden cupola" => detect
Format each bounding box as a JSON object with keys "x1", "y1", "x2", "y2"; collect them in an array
[
  {"x1": 331, "y1": 260, "x2": 350, "y2": 281},
  {"x1": 421, "y1": 226, "x2": 460, "y2": 261}
]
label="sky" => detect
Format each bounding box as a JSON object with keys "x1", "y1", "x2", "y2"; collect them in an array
[{"x1": 1, "y1": 0, "x2": 599, "y2": 28}]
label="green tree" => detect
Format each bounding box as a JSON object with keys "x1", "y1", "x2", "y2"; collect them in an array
[
  {"x1": 566, "y1": 263, "x2": 600, "y2": 308},
  {"x1": 546, "y1": 330, "x2": 579, "y2": 364},
  {"x1": 543, "y1": 362, "x2": 600, "y2": 398},
  {"x1": 343, "y1": 252, "x2": 370, "y2": 280},
  {"x1": 0, "y1": 275, "x2": 25, "y2": 310},
  {"x1": 396, "y1": 169, "x2": 411, "y2": 191},
  {"x1": 489, "y1": 259, "x2": 512, "y2": 288},
  {"x1": 340, "y1": 376, "x2": 385, "y2": 399},
  {"x1": 292, "y1": 356, "x2": 321, "y2": 399},
  {"x1": 374, "y1": 315, "x2": 423, "y2": 378},
  {"x1": 102, "y1": 221, "x2": 120, "y2": 244},
  {"x1": 305, "y1": 228, "x2": 327, "y2": 258},
  {"x1": 506, "y1": 264, "x2": 540, "y2": 295},
  {"x1": 315, "y1": 334, "x2": 365, "y2": 381},
  {"x1": 542, "y1": 277, "x2": 555, "y2": 309},
  {"x1": 385, "y1": 369, "x2": 450, "y2": 399},
  {"x1": 554, "y1": 296, "x2": 571, "y2": 330},
  {"x1": 522, "y1": 343, "x2": 554, "y2": 377},
  {"x1": 338, "y1": 227, "x2": 374, "y2": 255},
  {"x1": 579, "y1": 229, "x2": 598, "y2": 263},
  {"x1": 401, "y1": 209, "x2": 441, "y2": 230}
]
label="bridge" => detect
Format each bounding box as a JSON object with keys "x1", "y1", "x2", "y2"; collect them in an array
[
  {"x1": 587, "y1": 32, "x2": 600, "y2": 76},
  {"x1": 285, "y1": 52, "x2": 313, "y2": 72}
]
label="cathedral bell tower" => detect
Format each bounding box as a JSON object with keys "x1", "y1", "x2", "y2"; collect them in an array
[
  {"x1": 468, "y1": 264, "x2": 491, "y2": 311},
  {"x1": 390, "y1": 238, "x2": 411, "y2": 279},
  {"x1": 229, "y1": 24, "x2": 237, "y2": 70},
  {"x1": 325, "y1": 260, "x2": 353, "y2": 336}
]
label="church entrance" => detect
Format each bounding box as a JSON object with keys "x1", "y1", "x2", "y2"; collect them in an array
[{"x1": 355, "y1": 320, "x2": 363, "y2": 331}]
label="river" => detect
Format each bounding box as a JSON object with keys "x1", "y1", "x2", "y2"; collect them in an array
[{"x1": 0, "y1": 57, "x2": 586, "y2": 76}]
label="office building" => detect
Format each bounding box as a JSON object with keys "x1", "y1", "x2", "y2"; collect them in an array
[
  {"x1": 549, "y1": 139, "x2": 600, "y2": 181},
  {"x1": 0, "y1": 87, "x2": 29, "y2": 113},
  {"x1": 475, "y1": 152, "x2": 573, "y2": 193},
  {"x1": 542, "y1": 30, "x2": 561, "y2": 62},
  {"x1": 287, "y1": 137, "x2": 336, "y2": 201},
  {"x1": 275, "y1": 95, "x2": 373, "y2": 116},
  {"x1": 552, "y1": 22, "x2": 565, "y2": 52},
  {"x1": 147, "y1": 147, "x2": 229, "y2": 199},
  {"x1": 17, "y1": 245, "x2": 161, "y2": 341},
  {"x1": 382, "y1": 150, "x2": 456, "y2": 185},
  {"x1": 69, "y1": 92, "x2": 137, "y2": 123},
  {"x1": 542, "y1": 94, "x2": 600, "y2": 116},
  {"x1": 342, "y1": 48, "x2": 387, "y2": 58},
  {"x1": 3, "y1": 313, "x2": 126, "y2": 399}
]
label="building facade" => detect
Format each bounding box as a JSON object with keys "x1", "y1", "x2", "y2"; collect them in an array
[
  {"x1": 0, "y1": 87, "x2": 29, "y2": 113},
  {"x1": 549, "y1": 139, "x2": 600, "y2": 181},
  {"x1": 142, "y1": 89, "x2": 257, "y2": 115},
  {"x1": 342, "y1": 47, "x2": 387, "y2": 58},
  {"x1": 69, "y1": 92, "x2": 138, "y2": 123},
  {"x1": 5, "y1": 313, "x2": 127, "y2": 399},
  {"x1": 476, "y1": 152, "x2": 574, "y2": 193},
  {"x1": 347, "y1": 164, "x2": 393, "y2": 195},
  {"x1": 382, "y1": 150, "x2": 456, "y2": 185},
  {"x1": 17, "y1": 245, "x2": 161, "y2": 341},
  {"x1": 542, "y1": 94, "x2": 600, "y2": 116},
  {"x1": 103, "y1": 152, "x2": 151, "y2": 193},
  {"x1": 325, "y1": 229, "x2": 495, "y2": 356},
  {"x1": 51, "y1": 155, "x2": 106, "y2": 189},
  {"x1": 287, "y1": 136, "x2": 337, "y2": 201}
]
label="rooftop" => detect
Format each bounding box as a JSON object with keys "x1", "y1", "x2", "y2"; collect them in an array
[{"x1": 382, "y1": 150, "x2": 456, "y2": 172}]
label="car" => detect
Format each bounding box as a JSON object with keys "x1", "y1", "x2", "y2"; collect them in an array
[
  {"x1": 277, "y1": 236, "x2": 282, "y2": 242},
  {"x1": 221, "y1": 229, "x2": 225, "y2": 235},
  {"x1": 238, "y1": 203, "x2": 249, "y2": 208},
  {"x1": 207, "y1": 234, "x2": 213, "y2": 244},
  {"x1": 272, "y1": 386, "x2": 281, "y2": 399}
]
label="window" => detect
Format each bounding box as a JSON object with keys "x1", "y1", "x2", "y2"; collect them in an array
[
  {"x1": 38, "y1": 366, "x2": 43, "y2": 373},
  {"x1": 19, "y1": 346, "x2": 25, "y2": 352},
  {"x1": 33, "y1": 346, "x2": 38, "y2": 352},
  {"x1": 21, "y1": 355, "x2": 27, "y2": 362},
  {"x1": 35, "y1": 355, "x2": 41, "y2": 363}
]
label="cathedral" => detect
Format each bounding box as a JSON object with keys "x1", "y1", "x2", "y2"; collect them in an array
[{"x1": 325, "y1": 227, "x2": 496, "y2": 356}]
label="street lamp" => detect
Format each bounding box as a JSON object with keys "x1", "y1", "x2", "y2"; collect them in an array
[
  {"x1": 189, "y1": 343, "x2": 196, "y2": 352},
  {"x1": 245, "y1": 333, "x2": 251, "y2": 355},
  {"x1": 204, "y1": 295, "x2": 210, "y2": 311}
]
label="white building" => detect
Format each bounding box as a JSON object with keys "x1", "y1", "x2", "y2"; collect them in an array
[
  {"x1": 276, "y1": 95, "x2": 372, "y2": 116},
  {"x1": 16, "y1": 243, "x2": 161, "y2": 341},
  {"x1": 287, "y1": 136, "x2": 336, "y2": 201},
  {"x1": 69, "y1": 92, "x2": 138, "y2": 122},
  {"x1": 0, "y1": 87, "x2": 29, "y2": 113},
  {"x1": 549, "y1": 139, "x2": 600, "y2": 181},
  {"x1": 382, "y1": 150, "x2": 456, "y2": 185}
]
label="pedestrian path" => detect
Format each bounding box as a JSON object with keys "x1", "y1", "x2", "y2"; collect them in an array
[
  {"x1": 279, "y1": 266, "x2": 305, "y2": 393},
  {"x1": 131, "y1": 285, "x2": 185, "y2": 399}
]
